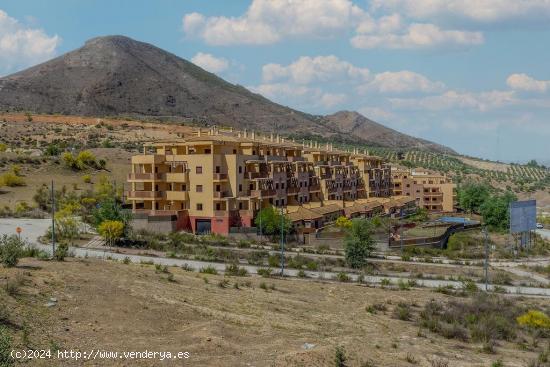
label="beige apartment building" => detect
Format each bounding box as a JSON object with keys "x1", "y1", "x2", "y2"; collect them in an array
[
  {"x1": 127, "y1": 128, "x2": 394, "y2": 234},
  {"x1": 392, "y1": 168, "x2": 456, "y2": 212}
]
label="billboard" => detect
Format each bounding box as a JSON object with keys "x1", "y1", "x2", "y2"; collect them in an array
[{"x1": 510, "y1": 200, "x2": 536, "y2": 234}]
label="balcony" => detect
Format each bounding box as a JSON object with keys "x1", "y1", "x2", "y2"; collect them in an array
[
  {"x1": 309, "y1": 184, "x2": 321, "y2": 192},
  {"x1": 127, "y1": 191, "x2": 165, "y2": 200},
  {"x1": 165, "y1": 191, "x2": 189, "y2": 201},
  {"x1": 213, "y1": 173, "x2": 229, "y2": 181},
  {"x1": 131, "y1": 154, "x2": 166, "y2": 165},
  {"x1": 246, "y1": 171, "x2": 268, "y2": 179},
  {"x1": 251, "y1": 189, "x2": 276, "y2": 198},
  {"x1": 287, "y1": 186, "x2": 300, "y2": 194},
  {"x1": 127, "y1": 173, "x2": 164, "y2": 181},
  {"x1": 165, "y1": 173, "x2": 188, "y2": 183},
  {"x1": 213, "y1": 191, "x2": 230, "y2": 199}
]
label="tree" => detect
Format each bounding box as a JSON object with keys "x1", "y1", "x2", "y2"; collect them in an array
[
  {"x1": 91, "y1": 197, "x2": 131, "y2": 231},
  {"x1": 254, "y1": 206, "x2": 291, "y2": 236},
  {"x1": 480, "y1": 191, "x2": 516, "y2": 231},
  {"x1": 98, "y1": 220, "x2": 124, "y2": 247},
  {"x1": 0, "y1": 235, "x2": 24, "y2": 267},
  {"x1": 343, "y1": 219, "x2": 375, "y2": 269},
  {"x1": 457, "y1": 182, "x2": 491, "y2": 213},
  {"x1": 335, "y1": 216, "x2": 352, "y2": 229}
]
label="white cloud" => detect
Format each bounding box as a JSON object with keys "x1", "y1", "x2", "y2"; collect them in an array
[
  {"x1": 182, "y1": 0, "x2": 365, "y2": 46},
  {"x1": 250, "y1": 83, "x2": 347, "y2": 109},
  {"x1": 370, "y1": 0, "x2": 550, "y2": 24},
  {"x1": 390, "y1": 90, "x2": 516, "y2": 111},
  {"x1": 360, "y1": 70, "x2": 445, "y2": 93},
  {"x1": 262, "y1": 55, "x2": 370, "y2": 84},
  {"x1": 357, "y1": 106, "x2": 395, "y2": 121},
  {"x1": 191, "y1": 52, "x2": 229, "y2": 73},
  {"x1": 0, "y1": 9, "x2": 60, "y2": 74},
  {"x1": 506, "y1": 73, "x2": 550, "y2": 93},
  {"x1": 351, "y1": 23, "x2": 483, "y2": 49}
]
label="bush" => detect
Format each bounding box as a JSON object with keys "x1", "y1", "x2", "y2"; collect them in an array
[
  {"x1": 334, "y1": 346, "x2": 348, "y2": 367},
  {"x1": 297, "y1": 270, "x2": 307, "y2": 278},
  {"x1": 335, "y1": 272, "x2": 350, "y2": 282},
  {"x1": 225, "y1": 263, "x2": 248, "y2": 277},
  {"x1": 394, "y1": 302, "x2": 412, "y2": 321},
  {"x1": 54, "y1": 243, "x2": 68, "y2": 261},
  {"x1": 257, "y1": 268, "x2": 273, "y2": 277},
  {"x1": 1, "y1": 172, "x2": 25, "y2": 187},
  {"x1": 0, "y1": 326, "x2": 13, "y2": 366},
  {"x1": 0, "y1": 235, "x2": 24, "y2": 267},
  {"x1": 82, "y1": 175, "x2": 92, "y2": 184},
  {"x1": 199, "y1": 266, "x2": 218, "y2": 275}
]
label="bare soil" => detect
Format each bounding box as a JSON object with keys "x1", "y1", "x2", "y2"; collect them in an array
[{"x1": 2, "y1": 258, "x2": 547, "y2": 366}]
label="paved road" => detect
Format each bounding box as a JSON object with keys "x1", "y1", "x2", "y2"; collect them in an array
[
  {"x1": 3, "y1": 217, "x2": 550, "y2": 297},
  {"x1": 0, "y1": 218, "x2": 51, "y2": 243},
  {"x1": 31, "y1": 242, "x2": 550, "y2": 297}
]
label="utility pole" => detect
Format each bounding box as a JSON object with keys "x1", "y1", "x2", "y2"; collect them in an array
[
  {"x1": 259, "y1": 194, "x2": 262, "y2": 240},
  {"x1": 400, "y1": 209, "x2": 404, "y2": 256},
  {"x1": 51, "y1": 180, "x2": 56, "y2": 257},
  {"x1": 483, "y1": 226, "x2": 489, "y2": 291},
  {"x1": 280, "y1": 205, "x2": 285, "y2": 277}
]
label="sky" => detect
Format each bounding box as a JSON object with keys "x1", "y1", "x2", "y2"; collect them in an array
[{"x1": 1, "y1": 0, "x2": 549, "y2": 164}]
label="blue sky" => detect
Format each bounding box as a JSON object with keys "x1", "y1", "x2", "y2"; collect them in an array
[{"x1": 1, "y1": 1, "x2": 549, "y2": 164}]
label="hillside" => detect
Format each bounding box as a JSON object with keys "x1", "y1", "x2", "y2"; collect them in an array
[
  {"x1": 0, "y1": 35, "x2": 452, "y2": 154},
  {"x1": 325, "y1": 111, "x2": 455, "y2": 154}
]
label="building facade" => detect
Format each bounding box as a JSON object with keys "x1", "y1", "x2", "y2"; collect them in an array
[
  {"x1": 391, "y1": 168, "x2": 456, "y2": 212},
  {"x1": 127, "y1": 128, "x2": 393, "y2": 234}
]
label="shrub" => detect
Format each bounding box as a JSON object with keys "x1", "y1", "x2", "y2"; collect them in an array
[
  {"x1": 199, "y1": 266, "x2": 218, "y2": 275},
  {"x1": 334, "y1": 346, "x2": 348, "y2": 367},
  {"x1": 335, "y1": 272, "x2": 350, "y2": 282},
  {"x1": 1, "y1": 172, "x2": 25, "y2": 187},
  {"x1": 394, "y1": 302, "x2": 412, "y2": 321},
  {"x1": 0, "y1": 235, "x2": 24, "y2": 267},
  {"x1": 225, "y1": 263, "x2": 248, "y2": 277},
  {"x1": 0, "y1": 326, "x2": 13, "y2": 366},
  {"x1": 82, "y1": 175, "x2": 92, "y2": 184},
  {"x1": 122, "y1": 257, "x2": 131, "y2": 265},
  {"x1": 218, "y1": 279, "x2": 230, "y2": 288},
  {"x1": 257, "y1": 268, "x2": 273, "y2": 278},
  {"x1": 297, "y1": 270, "x2": 307, "y2": 278},
  {"x1": 398, "y1": 279, "x2": 410, "y2": 290},
  {"x1": 54, "y1": 243, "x2": 68, "y2": 261},
  {"x1": 344, "y1": 219, "x2": 375, "y2": 268},
  {"x1": 259, "y1": 282, "x2": 268, "y2": 290}
]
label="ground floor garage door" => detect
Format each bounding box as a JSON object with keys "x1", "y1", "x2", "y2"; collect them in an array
[{"x1": 196, "y1": 219, "x2": 212, "y2": 234}]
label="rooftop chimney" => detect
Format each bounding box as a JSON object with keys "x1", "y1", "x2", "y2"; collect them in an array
[
  {"x1": 270, "y1": 133, "x2": 274, "y2": 142},
  {"x1": 197, "y1": 128, "x2": 202, "y2": 137},
  {"x1": 251, "y1": 131, "x2": 256, "y2": 140}
]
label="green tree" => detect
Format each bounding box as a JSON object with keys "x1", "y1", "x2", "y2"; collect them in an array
[
  {"x1": 335, "y1": 216, "x2": 352, "y2": 229},
  {"x1": 343, "y1": 219, "x2": 375, "y2": 269},
  {"x1": 91, "y1": 198, "x2": 131, "y2": 231},
  {"x1": 457, "y1": 182, "x2": 491, "y2": 213},
  {"x1": 254, "y1": 206, "x2": 291, "y2": 236},
  {"x1": 98, "y1": 220, "x2": 124, "y2": 247},
  {"x1": 480, "y1": 191, "x2": 516, "y2": 231},
  {"x1": 0, "y1": 235, "x2": 24, "y2": 267}
]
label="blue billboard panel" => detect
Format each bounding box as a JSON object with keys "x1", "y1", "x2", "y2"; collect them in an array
[{"x1": 510, "y1": 200, "x2": 536, "y2": 234}]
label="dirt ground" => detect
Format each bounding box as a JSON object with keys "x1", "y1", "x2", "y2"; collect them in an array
[{"x1": 2, "y1": 258, "x2": 547, "y2": 367}]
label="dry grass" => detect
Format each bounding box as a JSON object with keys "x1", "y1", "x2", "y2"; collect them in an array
[{"x1": 1, "y1": 257, "x2": 547, "y2": 366}]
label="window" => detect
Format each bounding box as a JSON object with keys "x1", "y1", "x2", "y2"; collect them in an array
[
  {"x1": 215, "y1": 185, "x2": 220, "y2": 192},
  {"x1": 182, "y1": 184, "x2": 187, "y2": 191},
  {"x1": 239, "y1": 202, "x2": 243, "y2": 210},
  {"x1": 252, "y1": 150, "x2": 256, "y2": 155},
  {"x1": 216, "y1": 203, "x2": 221, "y2": 210},
  {"x1": 238, "y1": 184, "x2": 242, "y2": 192},
  {"x1": 215, "y1": 166, "x2": 220, "y2": 173},
  {"x1": 233, "y1": 149, "x2": 237, "y2": 154},
  {"x1": 204, "y1": 148, "x2": 211, "y2": 154},
  {"x1": 196, "y1": 203, "x2": 203, "y2": 210},
  {"x1": 249, "y1": 183, "x2": 254, "y2": 190},
  {"x1": 238, "y1": 166, "x2": 242, "y2": 173},
  {"x1": 275, "y1": 183, "x2": 279, "y2": 189},
  {"x1": 196, "y1": 166, "x2": 203, "y2": 174},
  {"x1": 196, "y1": 185, "x2": 203, "y2": 192}
]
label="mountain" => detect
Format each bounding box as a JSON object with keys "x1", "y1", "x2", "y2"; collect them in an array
[
  {"x1": 325, "y1": 111, "x2": 455, "y2": 154},
  {"x1": 0, "y1": 35, "x2": 454, "y2": 154}
]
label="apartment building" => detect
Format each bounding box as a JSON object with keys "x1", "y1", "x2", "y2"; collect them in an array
[
  {"x1": 127, "y1": 128, "x2": 393, "y2": 234},
  {"x1": 392, "y1": 168, "x2": 456, "y2": 212}
]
